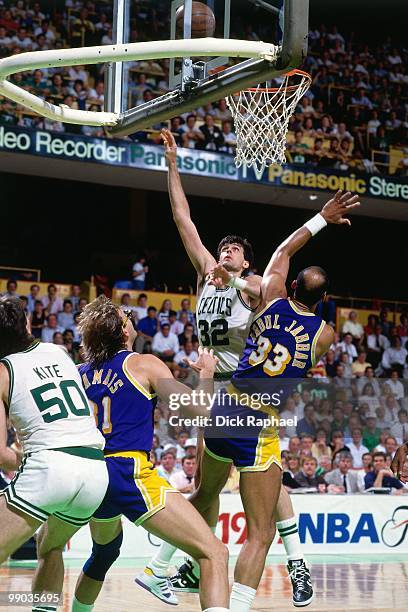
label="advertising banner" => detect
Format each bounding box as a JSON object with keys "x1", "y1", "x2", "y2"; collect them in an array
[
  {"x1": 65, "y1": 493, "x2": 408, "y2": 559},
  {"x1": 1, "y1": 125, "x2": 407, "y2": 201}
]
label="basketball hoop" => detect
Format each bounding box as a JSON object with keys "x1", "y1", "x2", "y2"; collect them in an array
[{"x1": 226, "y1": 69, "x2": 312, "y2": 178}]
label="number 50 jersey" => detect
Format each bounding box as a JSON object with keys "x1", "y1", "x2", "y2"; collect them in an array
[
  {"x1": 196, "y1": 281, "x2": 255, "y2": 376},
  {"x1": 1, "y1": 342, "x2": 104, "y2": 454},
  {"x1": 233, "y1": 298, "x2": 326, "y2": 381}
]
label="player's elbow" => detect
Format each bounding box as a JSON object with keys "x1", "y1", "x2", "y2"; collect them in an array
[
  {"x1": 0, "y1": 450, "x2": 17, "y2": 472},
  {"x1": 275, "y1": 245, "x2": 291, "y2": 259}
]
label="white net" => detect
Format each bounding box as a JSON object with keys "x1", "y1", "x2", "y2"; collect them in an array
[{"x1": 226, "y1": 70, "x2": 312, "y2": 177}]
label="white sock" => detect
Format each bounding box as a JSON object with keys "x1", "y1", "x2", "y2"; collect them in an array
[
  {"x1": 148, "y1": 540, "x2": 178, "y2": 576},
  {"x1": 230, "y1": 582, "x2": 257, "y2": 612},
  {"x1": 276, "y1": 517, "x2": 303, "y2": 561},
  {"x1": 203, "y1": 608, "x2": 230, "y2": 612},
  {"x1": 71, "y1": 597, "x2": 94, "y2": 612}
]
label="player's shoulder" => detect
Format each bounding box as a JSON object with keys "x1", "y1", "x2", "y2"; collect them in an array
[
  {"x1": 255, "y1": 295, "x2": 286, "y2": 315},
  {"x1": 4, "y1": 340, "x2": 54, "y2": 361},
  {"x1": 317, "y1": 322, "x2": 335, "y2": 348},
  {"x1": 125, "y1": 352, "x2": 166, "y2": 372},
  {"x1": 0, "y1": 361, "x2": 9, "y2": 381},
  {"x1": 248, "y1": 273, "x2": 262, "y2": 285},
  {"x1": 77, "y1": 361, "x2": 86, "y2": 373}
]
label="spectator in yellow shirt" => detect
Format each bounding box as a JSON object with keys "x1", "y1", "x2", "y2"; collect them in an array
[{"x1": 352, "y1": 350, "x2": 372, "y2": 377}]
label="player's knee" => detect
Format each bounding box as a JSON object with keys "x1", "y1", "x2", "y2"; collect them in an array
[
  {"x1": 213, "y1": 539, "x2": 229, "y2": 565},
  {"x1": 83, "y1": 530, "x2": 123, "y2": 581},
  {"x1": 190, "y1": 484, "x2": 218, "y2": 510},
  {"x1": 36, "y1": 525, "x2": 65, "y2": 558},
  {"x1": 201, "y1": 537, "x2": 229, "y2": 566},
  {"x1": 247, "y1": 524, "x2": 276, "y2": 549}
]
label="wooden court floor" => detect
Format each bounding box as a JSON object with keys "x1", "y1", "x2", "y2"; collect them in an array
[{"x1": 1, "y1": 556, "x2": 408, "y2": 611}]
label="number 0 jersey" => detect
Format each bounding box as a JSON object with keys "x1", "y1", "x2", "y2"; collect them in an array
[
  {"x1": 1, "y1": 342, "x2": 104, "y2": 454},
  {"x1": 233, "y1": 298, "x2": 326, "y2": 382},
  {"x1": 196, "y1": 281, "x2": 255, "y2": 376},
  {"x1": 79, "y1": 350, "x2": 156, "y2": 454}
]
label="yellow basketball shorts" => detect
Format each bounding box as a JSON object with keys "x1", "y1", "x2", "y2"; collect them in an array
[{"x1": 93, "y1": 451, "x2": 179, "y2": 526}]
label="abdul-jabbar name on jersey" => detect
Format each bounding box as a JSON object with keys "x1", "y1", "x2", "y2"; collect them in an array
[
  {"x1": 1, "y1": 342, "x2": 104, "y2": 454},
  {"x1": 234, "y1": 298, "x2": 326, "y2": 381},
  {"x1": 196, "y1": 281, "x2": 255, "y2": 375},
  {"x1": 79, "y1": 350, "x2": 156, "y2": 454}
]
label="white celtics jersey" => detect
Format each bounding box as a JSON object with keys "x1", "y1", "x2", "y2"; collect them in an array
[
  {"x1": 196, "y1": 282, "x2": 255, "y2": 375},
  {"x1": 2, "y1": 342, "x2": 104, "y2": 454}
]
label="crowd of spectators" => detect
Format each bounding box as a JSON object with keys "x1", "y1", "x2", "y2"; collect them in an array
[
  {"x1": 0, "y1": 1, "x2": 406, "y2": 174},
  {"x1": 2, "y1": 278, "x2": 408, "y2": 496},
  {"x1": 1, "y1": 279, "x2": 85, "y2": 362},
  {"x1": 288, "y1": 25, "x2": 408, "y2": 174}
]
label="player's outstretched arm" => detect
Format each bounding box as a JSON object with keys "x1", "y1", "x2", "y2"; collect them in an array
[
  {"x1": 126, "y1": 349, "x2": 217, "y2": 419},
  {"x1": 261, "y1": 190, "x2": 360, "y2": 304},
  {"x1": 0, "y1": 364, "x2": 22, "y2": 471},
  {"x1": 161, "y1": 128, "x2": 216, "y2": 280}
]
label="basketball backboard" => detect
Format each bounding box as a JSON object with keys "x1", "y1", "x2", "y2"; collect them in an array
[
  {"x1": 0, "y1": 0, "x2": 308, "y2": 136},
  {"x1": 106, "y1": 0, "x2": 308, "y2": 136}
]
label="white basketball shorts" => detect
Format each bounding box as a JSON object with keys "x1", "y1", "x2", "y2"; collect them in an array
[{"x1": 1, "y1": 447, "x2": 109, "y2": 526}]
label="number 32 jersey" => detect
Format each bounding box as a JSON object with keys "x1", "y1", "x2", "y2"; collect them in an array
[
  {"x1": 234, "y1": 298, "x2": 326, "y2": 381},
  {"x1": 1, "y1": 342, "x2": 104, "y2": 454},
  {"x1": 196, "y1": 281, "x2": 255, "y2": 375}
]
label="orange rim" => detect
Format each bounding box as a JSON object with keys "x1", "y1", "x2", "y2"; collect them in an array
[{"x1": 244, "y1": 69, "x2": 311, "y2": 93}]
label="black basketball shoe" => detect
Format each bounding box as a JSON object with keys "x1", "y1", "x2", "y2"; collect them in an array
[
  {"x1": 169, "y1": 559, "x2": 200, "y2": 593},
  {"x1": 287, "y1": 559, "x2": 314, "y2": 607}
]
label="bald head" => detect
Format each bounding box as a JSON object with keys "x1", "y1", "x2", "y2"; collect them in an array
[{"x1": 294, "y1": 266, "x2": 328, "y2": 308}]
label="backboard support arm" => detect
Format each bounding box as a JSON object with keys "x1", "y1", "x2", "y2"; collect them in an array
[
  {"x1": 107, "y1": 0, "x2": 308, "y2": 137},
  {"x1": 104, "y1": 0, "x2": 130, "y2": 114}
]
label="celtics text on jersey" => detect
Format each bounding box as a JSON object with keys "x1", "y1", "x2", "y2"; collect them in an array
[{"x1": 196, "y1": 282, "x2": 255, "y2": 375}]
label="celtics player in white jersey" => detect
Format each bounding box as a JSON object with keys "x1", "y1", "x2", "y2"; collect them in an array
[
  {"x1": 138, "y1": 129, "x2": 318, "y2": 607},
  {"x1": 0, "y1": 297, "x2": 109, "y2": 612}
]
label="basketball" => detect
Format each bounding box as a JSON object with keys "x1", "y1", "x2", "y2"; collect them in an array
[{"x1": 175, "y1": 1, "x2": 216, "y2": 38}]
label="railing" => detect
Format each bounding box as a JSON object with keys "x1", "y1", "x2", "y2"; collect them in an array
[
  {"x1": 332, "y1": 295, "x2": 408, "y2": 312},
  {"x1": 0, "y1": 265, "x2": 41, "y2": 282}
]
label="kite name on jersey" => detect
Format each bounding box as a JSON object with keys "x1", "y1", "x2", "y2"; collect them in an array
[
  {"x1": 81, "y1": 367, "x2": 124, "y2": 395},
  {"x1": 249, "y1": 313, "x2": 311, "y2": 370},
  {"x1": 33, "y1": 363, "x2": 64, "y2": 381}
]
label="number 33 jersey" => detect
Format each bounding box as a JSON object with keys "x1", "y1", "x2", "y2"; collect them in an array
[
  {"x1": 196, "y1": 281, "x2": 255, "y2": 375},
  {"x1": 233, "y1": 298, "x2": 326, "y2": 381},
  {"x1": 1, "y1": 342, "x2": 104, "y2": 454}
]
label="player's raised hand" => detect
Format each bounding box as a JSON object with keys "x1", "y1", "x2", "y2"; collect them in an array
[
  {"x1": 207, "y1": 264, "x2": 232, "y2": 288},
  {"x1": 184, "y1": 346, "x2": 219, "y2": 374},
  {"x1": 161, "y1": 128, "x2": 177, "y2": 164},
  {"x1": 391, "y1": 443, "x2": 408, "y2": 483},
  {"x1": 321, "y1": 190, "x2": 360, "y2": 226}
]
